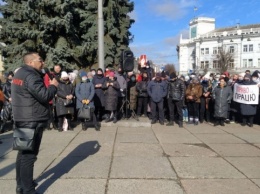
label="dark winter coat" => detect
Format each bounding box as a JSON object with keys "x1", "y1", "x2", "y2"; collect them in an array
[
  {"x1": 102, "y1": 78, "x2": 120, "y2": 111},
  {"x1": 3, "y1": 80, "x2": 11, "y2": 101},
  {"x1": 239, "y1": 80, "x2": 257, "y2": 116},
  {"x1": 75, "y1": 81, "x2": 95, "y2": 109},
  {"x1": 136, "y1": 80, "x2": 149, "y2": 97},
  {"x1": 212, "y1": 85, "x2": 233, "y2": 118},
  {"x1": 56, "y1": 80, "x2": 75, "y2": 116},
  {"x1": 147, "y1": 79, "x2": 168, "y2": 103},
  {"x1": 92, "y1": 74, "x2": 106, "y2": 107},
  {"x1": 11, "y1": 65, "x2": 57, "y2": 122},
  {"x1": 168, "y1": 78, "x2": 185, "y2": 101},
  {"x1": 127, "y1": 79, "x2": 138, "y2": 110}
]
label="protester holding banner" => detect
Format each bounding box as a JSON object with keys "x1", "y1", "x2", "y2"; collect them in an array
[
  {"x1": 212, "y1": 77, "x2": 233, "y2": 126},
  {"x1": 238, "y1": 74, "x2": 258, "y2": 127}
]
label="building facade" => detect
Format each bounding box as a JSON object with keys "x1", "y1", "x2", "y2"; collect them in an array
[{"x1": 178, "y1": 17, "x2": 260, "y2": 75}]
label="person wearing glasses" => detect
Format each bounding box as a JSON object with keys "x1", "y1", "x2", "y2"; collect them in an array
[{"x1": 11, "y1": 52, "x2": 59, "y2": 194}]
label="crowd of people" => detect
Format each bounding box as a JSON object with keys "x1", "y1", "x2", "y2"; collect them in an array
[{"x1": 0, "y1": 62, "x2": 259, "y2": 134}]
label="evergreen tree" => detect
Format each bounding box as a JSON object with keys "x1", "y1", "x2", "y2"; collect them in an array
[{"x1": 0, "y1": 0, "x2": 134, "y2": 71}]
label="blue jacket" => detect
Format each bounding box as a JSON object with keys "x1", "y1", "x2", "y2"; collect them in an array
[
  {"x1": 75, "y1": 81, "x2": 95, "y2": 109},
  {"x1": 147, "y1": 80, "x2": 168, "y2": 102}
]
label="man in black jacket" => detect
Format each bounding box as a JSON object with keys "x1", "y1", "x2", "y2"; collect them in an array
[
  {"x1": 11, "y1": 52, "x2": 58, "y2": 194},
  {"x1": 167, "y1": 72, "x2": 185, "y2": 128}
]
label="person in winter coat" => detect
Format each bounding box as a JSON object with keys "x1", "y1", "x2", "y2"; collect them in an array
[
  {"x1": 239, "y1": 74, "x2": 258, "y2": 127},
  {"x1": 0, "y1": 71, "x2": 14, "y2": 133},
  {"x1": 167, "y1": 72, "x2": 185, "y2": 128},
  {"x1": 56, "y1": 71, "x2": 75, "y2": 132},
  {"x1": 186, "y1": 77, "x2": 203, "y2": 125},
  {"x1": 200, "y1": 76, "x2": 212, "y2": 123},
  {"x1": 136, "y1": 72, "x2": 149, "y2": 117},
  {"x1": 93, "y1": 68, "x2": 106, "y2": 121},
  {"x1": 115, "y1": 66, "x2": 127, "y2": 119},
  {"x1": 147, "y1": 73, "x2": 168, "y2": 125},
  {"x1": 127, "y1": 74, "x2": 138, "y2": 118},
  {"x1": 212, "y1": 77, "x2": 233, "y2": 126},
  {"x1": 76, "y1": 72, "x2": 99, "y2": 131},
  {"x1": 103, "y1": 71, "x2": 120, "y2": 123}
]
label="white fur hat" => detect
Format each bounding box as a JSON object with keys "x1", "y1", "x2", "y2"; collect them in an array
[{"x1": 61, "y1": 71, "x2": 69, "y2": 78}]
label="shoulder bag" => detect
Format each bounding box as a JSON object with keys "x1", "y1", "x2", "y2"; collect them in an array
[{"x1": 13, "y1": 128, "x2": 36, "y2": 151}]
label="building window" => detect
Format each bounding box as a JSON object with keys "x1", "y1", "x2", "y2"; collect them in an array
[
  {"x1": 229, "y1": 46, "x2": 234, "y2": 53},
  {"x1": 248, "y1": 59, "x2": 253, "y2": 67},
  {"x1": 205, "y1": 61, "x2": 209, "y2": 69},
  {"x1": 213, "y1": 47, "x2": 217, "y2": 54},
  {"x1": 213, "y1": 61, "x2": 219, "y2": 68},
  {"x1": 205, "y1": 48, "x2": 209, "y2": 55},
  {"x1": 243, "y1": 45, "x2": 248, "y2": 52},
  {"x1": 218, "y1": 47, "x2": 222, "y2": 54},
  {"x1": 243, "y1": 59, "x2": 247, "y2": 67},
  {"x1": 229, "y1": 60, "x2": 234, "y2": 69},
  {"x1": 201, "y1": 48, "x2": 204, "y2": 55},
  {"x1": 249, "y1": 44, "x2": 253, "y2": 52},
  {"x1": 201, "y1": 61, "x2": 205, "y2": 69}
]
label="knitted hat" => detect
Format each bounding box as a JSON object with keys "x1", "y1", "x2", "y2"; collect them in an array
[
  {"x1": 80, "y1": 71, "x2": 87, "y2": 77},
  {"x1": 252, "y1": 70, "x2": 259, "y2": 78},
  {"x1": 61, "y1": 71, "x2": 69, "y2": 78}
]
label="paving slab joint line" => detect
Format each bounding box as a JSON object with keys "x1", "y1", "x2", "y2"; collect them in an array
[
  {"x1": 104, "y1": 126, "x2": 118, "y2": 194},
  {"x1": 151, "y1": 126, "x2": 186, "y2": 193},
  {"x1": 35, "y1": 129, "x2": 83, "y2": 180},
  {"x1": 192, "y1": 129, "x2": 260, "y2": 189}
]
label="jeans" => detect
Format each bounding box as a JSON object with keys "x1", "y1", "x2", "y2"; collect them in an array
[
  {"x1": 15, "y1": 121, "x2": 46, "y2": 194},
  {"x1": 137, "y1": 97, "x2": 148, "y2": 116}
]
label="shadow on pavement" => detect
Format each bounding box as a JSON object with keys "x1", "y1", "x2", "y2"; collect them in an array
[{"x1": 36, "y1": 141, "x2": 101, "y2": 193}]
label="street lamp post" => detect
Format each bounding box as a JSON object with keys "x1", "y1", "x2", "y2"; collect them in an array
[{"x1": 98, "y1": 0, "x2": 105, "y2": 70}]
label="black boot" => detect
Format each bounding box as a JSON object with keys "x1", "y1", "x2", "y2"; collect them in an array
[
  {"x1": 241, "y1": 118, "x2": 246, "y2": 126},
  {"x1": 166, "y1": 121, "x2": 174, "y2": 126},
  {"x1": 214, "y1": 118, "x2": 219, "y2": 126},
  {"x1": 82, "y1": 122, "x2": 87, "y2": 131},
  {"x1": 94, "y1": 123, "x2": 101, "y2": 131},
  {"x1": 0, "y1": 122, "x2": 6, "y2": 134},
  {"x1": 248, "y1": 116, "x2": 254, "y2": 127},
  {"x1": 220, "y1": 119, "x2": 225, "y2": 126}
]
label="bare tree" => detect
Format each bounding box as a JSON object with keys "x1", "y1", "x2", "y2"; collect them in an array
[
  {"x1": 164, "y1": 64, "x2": 177, "y2": 74},
  {"x1": 217, "y1": 47, "x2": 234, "y2": 73}
]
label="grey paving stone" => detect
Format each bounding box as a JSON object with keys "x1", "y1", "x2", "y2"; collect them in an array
[
  {"x1": 38, "y1": 156, "x2": 111, "y2": 179},
  {"x1": 59, "y1": 142, "x2": 113, "y2": 157},
  {"x1": 185, "y1": 124, "x2": 226, "y2": 134},
  {"x1": 195, "y1": 134, "x2": 246, "y2": 144},
  {"x1": 255, "y1": 144, "x2": 260, "y2": 148},
  {"x1": 221, "y1": 125, "x2": 260, "y2": 134},
  {"x1": 71, "y1": 133, "x2": 116, "y2": 144},
  {"x1": 251, "y1": 179, "x2": 260, "y2": 187},
  {"x1": 234, "y1": 134, "x2": 260, "y2": 143},
  {"x1": 152, "y1": 127, "x2": 190, "y2": 134},
  {"x1": 162, "y1": 143, "x2": 217, "y2": 157},
  {"x1": 117, "y1": 127, "x2": 152, "y2": 134},
  {"x1": 181, "y1": 179, "x2": 260, "y2": 194},
  {"x1": 208, "y1": 144, "x2": 260, "y2": 157},
  {"x1": 86, "y1": 126, "x2": 117, "y2": 134},
  {"x1": 156, "y1": 133, "x2": 202, "y2": 144},
  {"x1": 108, "y1": 179, "x2": 184, "y2": 194},
  {"x1": 170, "y1": 157, "x2": 245, "y2": 178},
  {"x1": 111, "y1": 156, "x2": 177, "y2": 179},
  {"x1": 114, "y1": 143, "x2": 164, "y2": 157},
  {"x1": 101, "y1": 119, "x2": 151, "y2": 127},
  {"x1": 0, "y1": 180, "x2": 17, "y2": 194},
  {"x1": 38, "y1": 145, "x2": 67, "y2": 158},
  {"x1": 37, "y1": 179, "x2": 106, "y2": 194},
  {"x1": 225, "y1": 157, "x2": 260, "y2": 178},
  {"x1": 0, "y1": 157, "x2": 54, "y2": 179},
  {"x1": 116, "y1": 133, "x2": 158, "y2": 143}
]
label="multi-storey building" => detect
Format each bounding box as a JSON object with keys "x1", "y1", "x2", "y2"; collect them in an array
[{"x1": 178, "y1": 17, "x2": 260, "y2": 75}]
